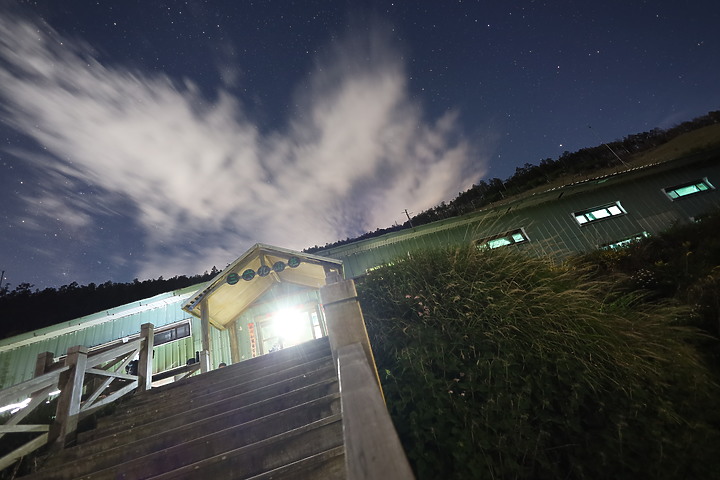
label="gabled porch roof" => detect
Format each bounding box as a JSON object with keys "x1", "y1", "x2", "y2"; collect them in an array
[{"x1": 181, "y1": 244, "x2": 344, "y2": 329}]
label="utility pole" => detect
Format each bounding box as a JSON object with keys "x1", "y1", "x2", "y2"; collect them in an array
[
  {"x1": 403, "y1": 209, "x2": 414, "y2": 228},
  {"x1": 588, "y1": 125, "x2": 631, "y2": 169}
]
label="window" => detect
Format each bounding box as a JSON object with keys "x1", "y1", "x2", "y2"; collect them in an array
[
  {"x1": 366, "y1": 261, "x2": 396, "y2": 274},
  {"x1": 574, "y1": 202, "x2": 626, "y2": 225},
  {"x1": 663, "y1": 178, "x2": 714, "y2": 200},
  {"x1": 601, "y1": 232, "x2": 649, "y2": 250},
  {"x1": 477, "y1": 228, "x2": 529, "y2": 249},
  {"x1": 153, "y1": 321, "x2": 191, "y2": 347}
]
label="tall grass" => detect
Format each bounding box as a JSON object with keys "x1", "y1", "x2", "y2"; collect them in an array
[{"x1": 358, "y1": 244, "x2": 719, "y2": 480}]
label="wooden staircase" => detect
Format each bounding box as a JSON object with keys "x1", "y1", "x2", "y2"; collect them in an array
[{"x1": 20, "y1": 337, "x2": 345, "y2": 480}]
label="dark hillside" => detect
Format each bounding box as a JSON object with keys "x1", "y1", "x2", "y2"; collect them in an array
[
  {"x1": 0, "y1": 271, "x2": 216, "y2": 339},
  {"x1": 2, "y1": 110, "x2": 718, "y2": 339},
  {"x1": 305, "y1": 110, "x2": 720, "y2": 252}
]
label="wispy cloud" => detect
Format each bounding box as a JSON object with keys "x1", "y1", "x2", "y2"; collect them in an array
[{"x1": 0, "y1": 13, "x2": 487, "y2": 281}]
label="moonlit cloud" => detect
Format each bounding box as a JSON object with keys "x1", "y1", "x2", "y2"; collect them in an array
[{"x1": 0, "y1": 14, "x2": 487, "y2": 281}]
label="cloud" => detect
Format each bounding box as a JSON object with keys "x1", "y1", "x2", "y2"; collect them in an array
[{"x1": 0, "y1": 12, "x2": 487, "y2": 282}]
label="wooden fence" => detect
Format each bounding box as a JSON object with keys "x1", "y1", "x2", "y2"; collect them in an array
[{"x1": 0, "y1": 323, "x2": 155, "y2": 470}]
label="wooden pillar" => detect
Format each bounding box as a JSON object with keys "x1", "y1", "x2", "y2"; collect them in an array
[
  {"x1": 200, "y1": 300, "x2": 211, "y2": 373},
  {"x1": 50, "y1": 345, "x2": 88, "y2": 449},
  {"x1": 320, "y1": 276, "x2": 383, "y2": 394},
  {"x1": 137, "y1": 323, "x2": 154, "y2": 392},
  {"x1": 34, "y1": 352, "x2": 55, "y2": 378},
  {"x1": 199, "y1": 350, "x2": 211, "y2": 373},
  {"x1": 228, "y1": 321, "x2": 241, "y2": 364}
]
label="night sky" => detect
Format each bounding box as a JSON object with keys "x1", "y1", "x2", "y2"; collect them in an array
[{"x1": 1, "y1": 1, "x2": 718, "y2": 291}]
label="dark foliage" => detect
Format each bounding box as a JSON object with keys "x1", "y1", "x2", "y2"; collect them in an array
[
  {"x1": 0, "y1": 268, "x2": 218, "y2": 339},
  {"x1": 358, "y1": 245, "x2": 720, "y2": 480},
  {"x1": 574, "y1": 209, "x2": 720, "y2": 365},
  {"x1": 305, "y1": 110, "x2": 720, "y2": 253}
]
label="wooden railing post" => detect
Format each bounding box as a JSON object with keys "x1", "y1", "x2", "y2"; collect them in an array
[
  {"x1": 320, "y1": 275, "x2": 383, "y2": 394},
  {"x1": 34, "y1": 352, "x2": 55, "y2": 378},
  {"x1": 49, "y1": 345, "x2": 88, "y2": 449},
  {"x1": 137, "y1": 323, "x2": 154, "y2": 393}
]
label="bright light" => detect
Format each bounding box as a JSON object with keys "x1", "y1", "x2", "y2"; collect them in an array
[
  {"x1": 0, "y1": 397, "x2": 31, "y2": 414},
  {"x1": 272, "y1": 308, "x2": 309, "y2": 347}
]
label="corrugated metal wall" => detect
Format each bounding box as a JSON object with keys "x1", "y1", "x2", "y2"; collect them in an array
[
  {"x1": 318, "y1": 156, "x2": 720, "y2": 274},
  {"x1": 0, "y1": 155, "x2": 718, "y2": 392},
  {"x1": 0, "y1": 288, "x2": 200, "y2": 389}
]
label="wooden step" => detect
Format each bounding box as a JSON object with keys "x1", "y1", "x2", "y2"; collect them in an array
[
  {"x1": 146, "y1": 415, "x2": 343, "y2": 480},
  {"x1": 244, "y1": 445, "x2": 345, "y2": 480},
  {"x1": 48, "y1": 377, "x2": 339, "y2": 466},
  {"x1": 117, "y1": 345, "x2": 333, "y2": 412},
  {"x1": 82, "y1": 357, "x2": 335, "y2": 442},
  {"x1": 28, "y1": 393, "x2": 341, "y2": 479},
  {"x1": 17, "y1": 337, "x2": 346, "y2": 480}
]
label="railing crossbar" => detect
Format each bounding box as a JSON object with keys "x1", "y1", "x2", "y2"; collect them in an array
[
  {"x1": 80, "y1": 380, "x2": 138, "y2": 417},
  {"x1": 86, "y1": 339, "x2": 141, "y2": 369},
  {"x1": 0, "y1": 367, "x2": 67, "y2": 407}
]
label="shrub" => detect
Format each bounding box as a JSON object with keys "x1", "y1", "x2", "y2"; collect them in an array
[{"x1": 358, "y1": 245, "x2": 720, "y2": 480}]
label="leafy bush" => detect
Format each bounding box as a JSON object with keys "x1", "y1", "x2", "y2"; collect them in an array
[
  {"x1": 358, "y1": 245, "x2": 720, "y2": 480},
  {"x1": 576, "y1": 210, "x2": 720, "y2": 368}
]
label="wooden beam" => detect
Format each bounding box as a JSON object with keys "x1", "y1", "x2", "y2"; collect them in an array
[
  {"x1": 80, "y1": 380, "x2": 138, "y2": 416},
  {"x1": 137, "y1": 323, "x2": 154, "y2": 392},
  {"x1": 34, "y1": 351, "x2": 55, "y2": 377},
  {"x1": 0, "y1": 432, "x2": 49, "y2": 471},
  {"x1": 0, "y1": 425, "x2": 49, "y2": 433},
  {"x1": 49, "y1": 345, "x2": 88, "y2": 449},
  {"x1": 0, "y1": 367, "x2": 68, "y2": 407},
  {"x1": 320, "y1": 276, "x2": 383, "y2": 397},
  {"x1": 228, "y1": 321, "x2": 241, "y2": 364},
  {"x1": 85, "y1": 339, "x2": 141, "y2": 368},
  {"x1": 199, "y1": 350, "x2": 211, "y2": 373},
  {"x1": 200, "y1": 300, "x2": 212, "y2": 373}
]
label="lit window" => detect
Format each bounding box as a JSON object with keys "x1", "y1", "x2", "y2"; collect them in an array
[
  {"x1": 574, "y1": 202, "x2": 626, "y2": 225},
  {"x1": 663, "y1": 178, "x2": 714, "y2": 200},
  {"x1": 601, "y1": 232, "x2": 649, "y2": 250},
  {"x1": 366, "y1": 262, "x2": 395, "y2": 274},
  {"x1": 478, "y1": 229, "x2": 529, "y2": 249}
]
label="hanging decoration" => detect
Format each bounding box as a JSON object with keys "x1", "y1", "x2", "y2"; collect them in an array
[{"x1": 233, "y1": 257, "x2": 303, "y2": 284}]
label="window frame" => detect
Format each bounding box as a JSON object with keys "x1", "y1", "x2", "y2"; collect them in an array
[
  {"x1": 662, "y1": 177, "x2": 715, "y2": 200},
  {"x1": 600, "y1": 232, "x2": 649, "y2": 250},
  {"x1": 152, "y1": 321, "x2": 192, "y2": 347},
  {"x1": 476, "y1": 228, "x2": 530, "y2": 250},
  {"x1": 573, "y1": 201, "x2": 627, "y2": 226}
]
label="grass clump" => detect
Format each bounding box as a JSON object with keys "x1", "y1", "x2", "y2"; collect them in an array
[{"x1": 358, "y1": 244, "x2": 719, "y2": 480}]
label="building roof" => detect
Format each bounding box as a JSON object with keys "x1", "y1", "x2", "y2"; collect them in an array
[
  {"x1": 181, "y1": 244, "x2": 343, "y2": 329},
  {"x1": 0, "y1": 285, "x2": 200, "y2": 353}
]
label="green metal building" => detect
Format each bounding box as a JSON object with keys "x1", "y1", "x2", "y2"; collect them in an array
[{"x1": 1, "y1": 150, "x2": 718, "y2": 393}]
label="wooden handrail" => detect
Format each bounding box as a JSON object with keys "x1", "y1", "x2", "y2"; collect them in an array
[
  {"x1": 320, "y1": 275, "x2": 415, "y2": 479},
  {"x1": 0, "y1": 368, "x2": 68, "y2": 470},
  {"x1": 0, "y1": 367, "x2": 68, "y2": 407},
  {"x1": 337, "y1": 343, "x2": 415, "y2": 480}
]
